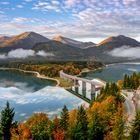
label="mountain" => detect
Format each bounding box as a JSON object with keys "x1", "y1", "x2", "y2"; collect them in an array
[
  {"x1": 96, "y1": 35, "x2": 140, "y2": 49},
  {"x1": 0, "y1": 36, "x2": 11, "y2": 43},
  {"x1": 0, "y1": 32, "x2": 49, "y2": 52},
  {"x1": 53, "y1": 35, "x2": 95, "y2": 49},
  {"x1": 32, "y1": 40, "x2": 87, "y2": 60},
  {"x1": 0, "y1": 32, "x2": 140, "y2": 63},
  {"x1": 86, "y1": 35, "x2": 140, "y2": 63}
]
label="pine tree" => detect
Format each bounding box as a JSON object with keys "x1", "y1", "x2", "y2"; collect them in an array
[
  {"x1": 88, "y1": 109, "x2": 104, "y2": 140},
  {"x1": 0, "y1": 102, "x2": 15, "y2": 140},
  {"x1": 130, "y1": 110, "x2": 140, "y2": 140},
  {"x1": 73, "y1": 106, "x2": 88, "y2": 140},
  {"x1": 111, "y1": 105, "x2": 125, "y2": 140},
  {"x1": 60, "y1": 105, "x2": 69, "y2": 131}
]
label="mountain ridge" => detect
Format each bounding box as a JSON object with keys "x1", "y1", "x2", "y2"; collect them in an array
[
  {"x1": 0, "y1": 32, "x2": 50, "y2": 51},
  {"x1": 53, "y1": 35, "x2": 95, "y2": 49}
]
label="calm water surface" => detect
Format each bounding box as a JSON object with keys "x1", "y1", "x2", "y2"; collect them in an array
[
  {"x1": 0, "y1": 70, "x2": 87, "y2": 121},
  {"x1": 1, "y1": 63, "x2": 140, "y2": 121},
  {"x1": 81, "y1": 63, "x2": 140, "y2": 82}
]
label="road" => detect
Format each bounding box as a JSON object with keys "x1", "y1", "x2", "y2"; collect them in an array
[{"x1": 121, "y1": 90, "x2": 136, "y2": 134}]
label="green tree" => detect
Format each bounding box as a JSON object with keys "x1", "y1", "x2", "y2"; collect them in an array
[
  {"x1": 111, "y1": 105, "x2": 125, "y2": 140},
  {"x1": 73, "y1": 106, "x2": 88, "y2": 140},
  {"x1": 130, "y1": 110, "x2": 140, "y2": 140},
  {"x1": 26, "y1": 113, "x2": 52, "y2": 140},
  {"x1": 0, "y1": 102, "x2": 15, "y2": 140},
  {"x1": 88, "y1": 109, "x2": 104, "y2": 140},
  {"x1": 60, "y1": 105, "x2": 69, "y2": 131},
  {"x1": 31, "y1": 120, "x2": 52, "y2": 140}
]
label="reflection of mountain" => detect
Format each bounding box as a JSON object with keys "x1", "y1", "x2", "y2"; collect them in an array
[{"x1": 0, "y1": 32, "x2": 140, "y2": 63}]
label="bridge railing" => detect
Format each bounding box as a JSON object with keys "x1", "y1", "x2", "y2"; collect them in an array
[{"x1": 60, "y1": 70, "x2": 106, "y2": 87}]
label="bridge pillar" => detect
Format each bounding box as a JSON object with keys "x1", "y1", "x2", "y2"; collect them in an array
[
  {"x1": 74, "y1": 79, "x2": 79, "y2": 93},
  {"x1": 91, "y1": 84, "x2": 96, "y2": 101},
  {"x1": 82, "y1": 81, "x2": 86, "y2": 97}
]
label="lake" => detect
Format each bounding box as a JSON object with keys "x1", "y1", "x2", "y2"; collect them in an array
[
  {"x1": 0, "y1": 70, "x2": 88, "y2": 121},
  {"x1": 81, "y1": 63, "x2": 140, "y2": 82},
  {"x1": 0, "y1": 63, "x2": 140, "y2": 121}
]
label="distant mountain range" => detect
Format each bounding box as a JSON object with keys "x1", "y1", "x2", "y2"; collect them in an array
[
  {"x1": 0, "y1": 32, "x2": 49, "y2": 52},
  {"x1": 0, "y1": 32, "x2": 140, "y2": 63},
  {"x1": 53, "y1": 35, "x2": 95, "y2": 49}
]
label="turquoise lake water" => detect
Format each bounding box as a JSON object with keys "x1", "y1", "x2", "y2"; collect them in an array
[{"x1": 81, "y1": 63, "x2": 140, "y2": 82}]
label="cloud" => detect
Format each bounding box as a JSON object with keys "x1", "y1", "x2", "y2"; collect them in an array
[
  {"x1": 0, "y1": 1, "x2": 10, "y2": 5},
  {"x1": 0, "y1": 86, "x2": 89, "y2": 120},
  {"x1": 0, "y1": 54, "x2": 6, "y2": 59},
  {"x1": 36, "y1": 50, "x2": 54, "y2": 57},
  {"x1": 16, "y1": 5, "x2": 24, "y2": 8},
  {"x1": 0, "y1": 49, "x2": 55, "y2": 59},
  {"x1": 8, "y1": 49, "x2": 35, "y2": 58},
  {"x1": 32, "y1": 1, "x2": 60, "y2": 12},
  {"x1": 0, "y1": 0, "x2": 140, "y2": 41},
  {"x1": 24, "y1": 0, "x2": 32, "y2": 2},
  {"x1": 107, "y1": 46, "x2": 140, "y2": 59},
  {"x1": 12, "y1": 17, "x2": 28, "y2": 23}
]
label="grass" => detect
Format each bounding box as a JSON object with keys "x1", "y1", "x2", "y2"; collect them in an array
[{"x1": 55, "y1": 77, "x2": 73, "y2": 88}]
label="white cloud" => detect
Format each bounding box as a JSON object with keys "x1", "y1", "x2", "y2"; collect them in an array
[
  {"x1": 0, "y1": 0, "x2": 140, "y2": 41},
  {"x1": 0, "y1": 85, "x2": 89, "y2": 120},
  {"x1": 0, "y1": 1, "x2": 10, "y2": 5},
  {"x1": 32, "y1": 1, "x2": 61, "y2": 12},
  {"x1": 0, "y1": 49, "x2": 55, "y2": 59},
  {"x1": 8, "y1": 49, "x2": 35, "y2": 58},
  {"x1": 36, "y1": 50, "x2": 54, "y2": 57},
  {"x1": 0, "y1": 54, "x2": 6, "y2": 59},
  {"x1": 108, "y1": 46, "x2": 140, "y2": 59},
  {"x1": 24, "y1": 0, "x2": 32, "y2": 2},
  {"x1": 13, "y1": 17, "x2": 28, "y2": 23},
  {"x1": 16, "y1": 5, "x2": 24, "y2": 8}
]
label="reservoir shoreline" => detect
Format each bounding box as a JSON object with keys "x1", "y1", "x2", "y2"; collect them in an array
[{"x1": 0, "y1": 67, "x2": 60, "y2": 86}]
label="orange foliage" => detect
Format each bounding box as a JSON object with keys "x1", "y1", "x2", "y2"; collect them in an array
[
  {"x1": 22, "y1": 128, "x2": 32, "y2": 138},
  {"x1": 117, "y1": 80, "x2": 123, "y2": 89},
  {"x1": 26, "y1": 113, "x2": 49, "y2": 126},
  {"x1": 53, "y1": 115, "x2": 60, "y2": 131},
  {"x1": 53, "y1": 130, "x2": 64, "y2": 140}
]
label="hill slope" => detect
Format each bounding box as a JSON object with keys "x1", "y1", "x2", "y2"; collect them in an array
[
  {"x1": 0, "y1": 36, "x2": 11, "y2": 44},
  {"x1": 32, "y1": 40, "x2": 86, "y2": 60},
  {"x1": 96, "y1": 35, "x2": 140, "y2": 49},
  {"x1": 0, "y1": 32, "x2": 49, "y2": 52},
  {"x1": 53, "y1": 36, "x2": 95, "y2": 49},
  {"x1": 85, "y1": 35, "x2": 140, "y2": 63}
]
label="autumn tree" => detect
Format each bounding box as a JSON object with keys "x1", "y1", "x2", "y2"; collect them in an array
[
  {"x1": 0, "y1": 102, "x2": 15, "y2": 140},
  {"x1": 53, "y1": 115, "x2": 60, "y2": 132},
  {"x1": 26, "y1": 113, "x2": 52, "y2": 140},
  {"x1": 53, "y1": 130, "x2": 64, "y2": 140}
]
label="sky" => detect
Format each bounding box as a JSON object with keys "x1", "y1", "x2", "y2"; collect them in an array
[{"x1": 0, "y1": 0, "x2": 140, "y2": 43}]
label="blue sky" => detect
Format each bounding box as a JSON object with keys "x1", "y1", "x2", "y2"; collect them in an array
[{"x1": 0, "y1": 0, "x2": 140, "y2": 43}]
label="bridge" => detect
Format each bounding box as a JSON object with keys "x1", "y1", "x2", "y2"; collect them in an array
[{"x1": 60, "y1": 70, "x2": 106, "y2": 103}]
